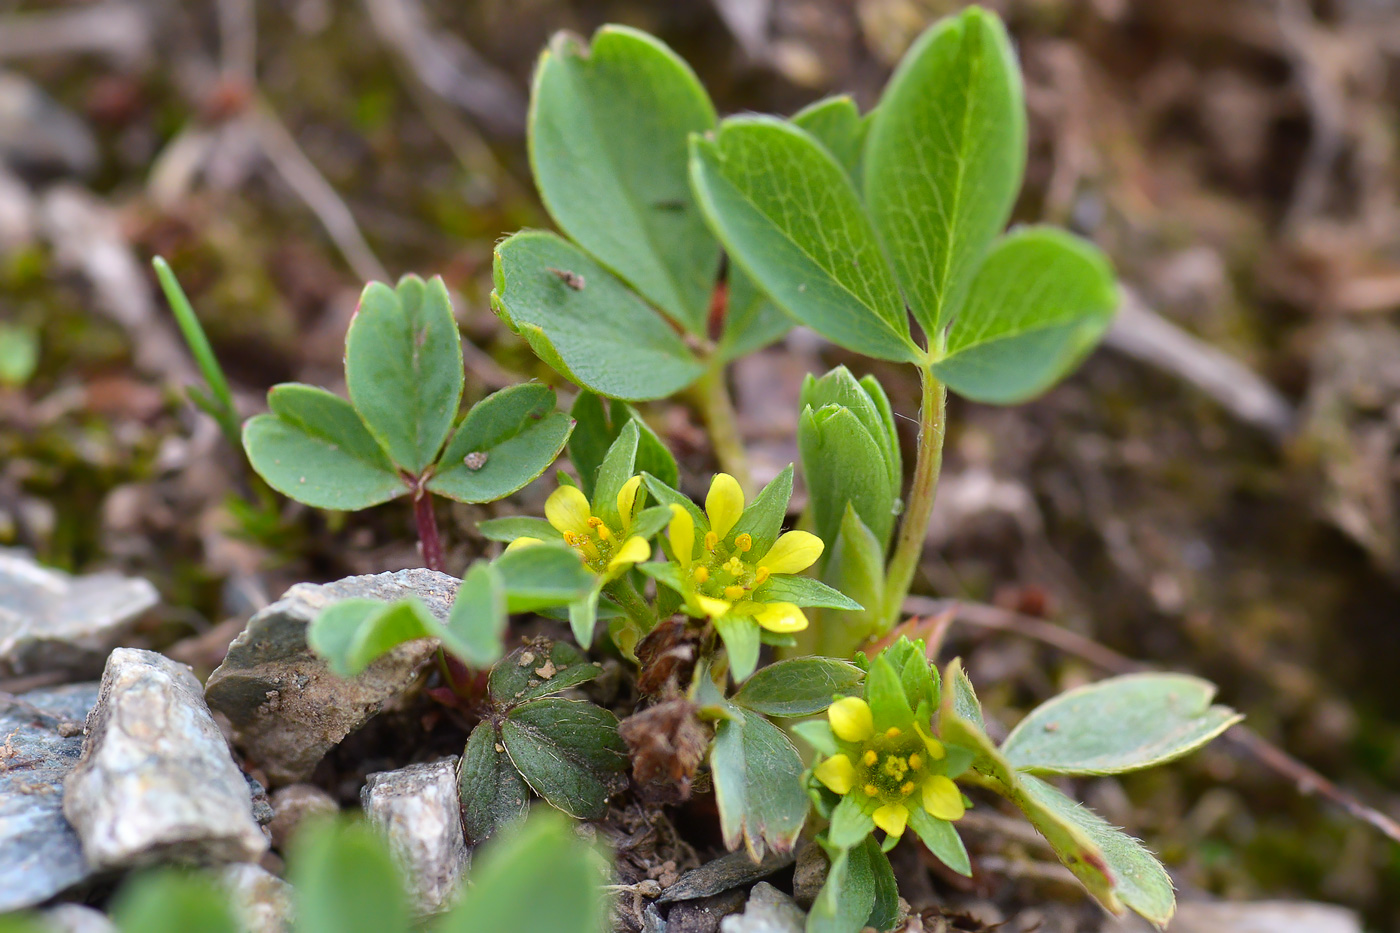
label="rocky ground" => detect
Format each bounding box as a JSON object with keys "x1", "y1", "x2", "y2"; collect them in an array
[{"x1": 2, "y1": 0, "x2": 1400, "y2": 930}]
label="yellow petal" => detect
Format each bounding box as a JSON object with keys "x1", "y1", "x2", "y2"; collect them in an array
[
  {"x1": 754, "y1": 601, "x2": 809, "y2": 634},
  {"x1": 872, "y1": 802, "x2": 909, "y2": 838},
  {"x1": 922, "y1": 775, "x2": 965, "y2": 821},
  {"x1": 504, "y1": 536, "x2": 544, "y2": 551},
  {"x1": 705, "y1": 473, "x2": 745, "y2": 540},
  {"x1": 667, "y1": 505, "x2": 694, "y2": 569},
  {"x1": 915, "y1": 723, "x2": 946, "y2": 761},
  {"x1": 814, "y1": 754, "x2": 857, "y2": 795},
  {"x1": 760, "y1": 531, "x2": 824, "y2": 575},
  {"x1": 607, "y1": 535, "x2": 651, "y2": 571},
  {"x1": 828, "y1": 697, "x2": 874, "y2": 743},
  {"x1": 694, "y1": 594, "x2": 732, "y2": 619},
  {"x1": 545, "y1": 485, "x2": 593, "y2": 537},
  {"x1": 616, "y1": 475, "x2": 643, "y2": 530}
]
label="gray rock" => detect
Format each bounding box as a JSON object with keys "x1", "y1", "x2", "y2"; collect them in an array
[
  {"x1": 664, "y1": 888, "x2": 749, "y2": 933},
  {"x1": 361, "y1": 757, "x2": 469, "y2": 914},
  {"x1": 205, "y1": 570, "x2": 457, "y2": 784},
  {"x1": 0, "y1": 73, "x2": 98, "y2": 177},
  {"x1": 790, "y1": 841, "x2": 827, "y2": 909},
  {"x1": 268, "y1": 783, "x2": 338, "y2": 850},
  {"x1": 221, "y1": 863, "x2": 294, "y2": 933},
  {"x1": 0, "y1": 549, "x2": 157, "y2": 678},
  {"x1": 63, "y1": 648, "x2": 268, "y2": 869},
  {"x1": 659, "y1": 849, "x2": 794, "y2": 903},
  {"x1": 39, "y1": 904, "x2": 116, "y2": 933},
  {"x1": 0, "y1": 683, "x2": 99, "y2": 913},
  {"x1": 719, "y1": 883, "x2": 805, "y2": 933}
]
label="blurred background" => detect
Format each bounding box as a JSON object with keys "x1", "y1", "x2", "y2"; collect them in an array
[{"x1": 1, "y1": 0, "x2": 1399, "y2": 926}]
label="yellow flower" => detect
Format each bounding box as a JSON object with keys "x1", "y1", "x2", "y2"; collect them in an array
[
  {"x1": 514, "y1": 479, "x2": 651, "y2": 579},
  {"x1": 663, "y1": 474, "x2": 825, "y2": 633},
  {"x1": 812, "y1": 696, "x2": 966, "y2": 842}
]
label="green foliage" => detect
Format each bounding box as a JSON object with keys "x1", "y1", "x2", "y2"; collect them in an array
[
  {"x1": 110, "y1": 871, "x2": 241, "y2": 933},
  {"x1": 936, "y1": 660, "x2": 1242, "y2": 925},
  {"x1": 568, "y1": 392, "x2": 678, "y2": 498},
  {"x1": 1001, "y1": 672, "x2": 1243, "y2": 776},
  {"x1": 467, "y1": 641, "x2": 625, "y2": 837},
  {"x1": 0, "y1": 323, "x2": 39, "y2": 389},
  {"x1": 82, "y1": 812, "x2": 608, "y2": 933},
  {"x1": 244, "y1": 274, "x2": 571, "y2": 511},
  {"x1": 493, "y1": 25, "x2": 793, "y2": 404},
  {"x1": 152, "y1": 257, "x2": 241, "y2": 449}
]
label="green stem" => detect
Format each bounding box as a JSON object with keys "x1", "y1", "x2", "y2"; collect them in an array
[
  {"x1": 693, "y1": 363, "x2": 752, "y2": 494},
  {"x1": 882, "y1": 367, "x2": 947, "y2": 628},
  {"x1": 606, "y1": 577, "x2": 655, "y2": 632},
  {"x1": 152, "y1": 257, "x2": 242, "y2": 451}
]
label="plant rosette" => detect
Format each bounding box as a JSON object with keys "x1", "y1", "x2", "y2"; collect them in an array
[{"x1": 643, "y1": 468, "x2": 861, "y2": 680}]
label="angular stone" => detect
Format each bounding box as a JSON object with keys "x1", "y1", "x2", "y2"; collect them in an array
[
  {"x1": 267, "y1": 783, "x2": 338, "y2": 850},
  {"x1": 63, "y1": 648, "x2": 267, "y2": 869},
  {"x1": 0, "y1": 683, "x2": 98, "y2": 913},
  {"x1": 719, "y1": 883, "x2": 805, "y2": 933},
  {"x1": 0, "y1": 549, "x2": 157, "y2": 678},
  {"x1": 659, "y1": 849, "x2": 794, "y2": 903},
  {"x1": 221, "y1": 863, "x2": 294, "y2": 933},
  {"x1": 361, "y1": 757, "x2": 469, "y2": 914},
  {"x1": 39, "y1": 904, "x2": 116, "y2": 933},
  {"x1": 205, "y1": 570, "x2": 458, "y2": 784},
  {"x1": 790, "y1": 841, "x2": 827, "y2": 909},
  {"x1": 1103, "y1": 901, "x2": 1362, "y2": 933}
]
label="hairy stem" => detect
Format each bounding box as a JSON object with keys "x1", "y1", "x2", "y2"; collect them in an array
[
  {"x1": 882, "y1": 367, "x2": 947, "y2": 628},
  {"x1": 413, "y1": 489, "x2": 446, "y2": 573},
  {"x1": 693, "y1": 363, "x2": 752, "y2": 494},
  {"x1": 607, "y1": 577, "x2": 656, "y2": 632}
]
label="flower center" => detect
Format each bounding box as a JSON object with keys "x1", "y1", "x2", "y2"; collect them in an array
[
  {"x1": 856, "y1": 730, "x2": 926, "y2": 803},
  {"x1": 690, "y1": 533, "x2": 768, "y2": 602},
  {"x1": 562, "y1": 519, "x2": 619, "y2": 573}
]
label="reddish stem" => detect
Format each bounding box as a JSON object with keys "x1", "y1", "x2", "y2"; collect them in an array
[{"x1": 413, "y1": 489, "x2": 446, "y2": 573}]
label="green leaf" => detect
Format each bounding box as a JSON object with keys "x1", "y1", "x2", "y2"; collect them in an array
[
  {"x1": 568, "y1": 587, "x2": 602, "y2": 648},
  {"x1": 345, "y1": 275, "x2": 464, "y2": 474},
  {"x1": 757, "y1": 575, "x2": 861, "y2": 610},
  {"x1": 435, "y1": 812, "x2": 608, "y2": 933},
  {"x1": 863, "y1": 837, "x2": 901, "y2": 932},
  {"x1": 733, "y1": 464, "x2": 794, "y2": 557},
  {"x1": 307, "y1": 598, "x2": 430, "y2": 678},
  {"x1": 798, "y1": 507, "x2": 887, "y2": 659},
  {"x1": 863, "y1": 7, "x2": 1026, "y2": 336},
  {"x1": 791, "y1": 718, "x2": 838, "y2": 756},
  {"x1": 501, "y1": 698, "x2": 627, "y2": 819},
  {"x1": 710, "y1": 708, "x2": 808, "y2": 856},
  {"x1": 459, "y1": 721, "x2": 530, "y2": 844},
  {"x1": 429, "y1": 383, "x2": 572, "y2": 503},
  {"x1": 492, "y1": 232, "x2": 705, "y2": 400},
  {"x1": 530, "y1": 25, "x2": 718, "y2": 334},
  {"x1": 592, "y1": 421, "x2": 639, "y2": 529},
  {"x1": 807, "y1": 843, "x2": 873, "y2": 933},
  {"x1": 800, "y1": 367, "x2": 900, "y2": 506},
  {"x1": 488, "y1": 641, "x2": 602, "y2": 705},
  {"x1": 799, "y1": 405, "x2": 895, "y2": 551},
  {"x1": 244, "y1": 384, "x2": 406, "y2": 511},
  {"x1": 111, "y1": 871, "x2": 240, "y2": 933},
  {"x1": 444, "y1": 561, "x2": 509, "y2": 667},
  {"x1": 932, "y1": 227, "x2": 1117, "y2": 404},
  {"x1": 715, "y1": 614, "x2": 760, "y2": 683},
  {"x1": 478, "y1": 516, "x2": 562, "y2": 543},
  {"x1": 493, "y1": 543, "x2": 596, "y2": 612},
  {"x1": 0, "y1": 323, "x2": 39, "y2": 388},
  {"x1": 1017, "y1": 774, "x2": 1176, "y2": 926},
  {"x1": 732, "y1": 657, "x2": 864, "y2": 717},
  {"x1": 289, "y1": 818, "x2": 413, "y2": 933},
  {"x1": 570, "y1": 394, "x2": 679, "y2": 498},
  {"x1": 790, "y1": 95, "x2": 868, "y2": 180},
  {"x1": 1001, "y1": 673, "x2": 1241, "y2": 776},
  {"x1": 0, "y1": 915, "x2": 44, "y2": 933},
  {"x1": 864, "y1": 655, "x2": 913, "y2": 730},
  {"x1": 717, "y1": 268, "x2": 793, "y2": 363},
  {"x1": 689, "y1": 117, "x2": 920, "y2": 363},
  {"x1": 827, "y1": 793, "x2": 876, "y2": 850},
  {"x1": 907, "y1": 808, "x2": 970, "y2": 876}
]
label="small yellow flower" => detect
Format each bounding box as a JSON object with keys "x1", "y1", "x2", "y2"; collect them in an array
[
  {"x1": 663, "y1": 474, "x2": 824, "y2": 633},
  {"x1": 513, "y1": 479, "x2": 651, "y2": 580},
  {"x1": 812, "y1": 694, "x2": 966, "y2": 842}
]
